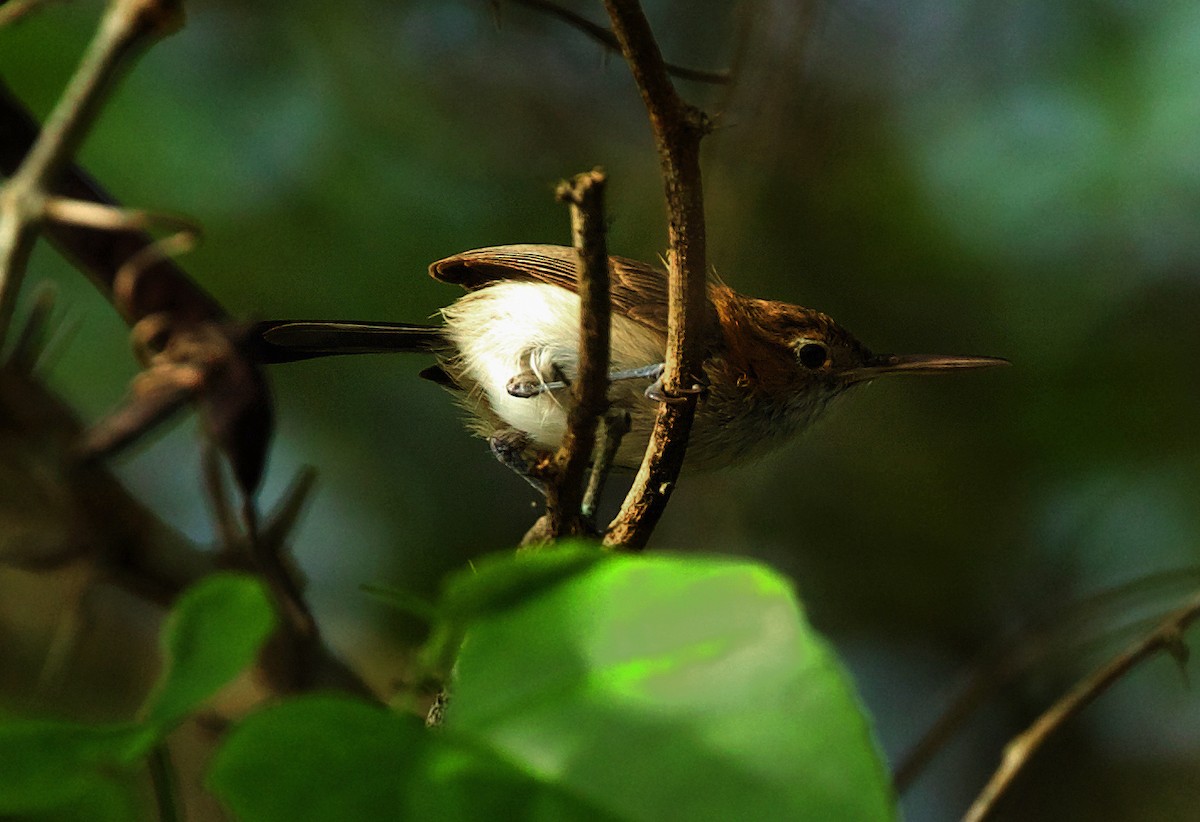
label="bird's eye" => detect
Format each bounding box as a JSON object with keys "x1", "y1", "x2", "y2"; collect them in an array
[{"x1": 797, "y1": 342, "x2": 828, "y2": 369}]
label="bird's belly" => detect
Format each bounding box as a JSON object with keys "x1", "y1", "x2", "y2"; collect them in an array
[{"x1": 440, "y1": 281, "x2": 666, "y2": 461}]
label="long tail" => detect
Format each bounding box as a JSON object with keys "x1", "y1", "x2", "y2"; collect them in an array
[{"x1": 252, "y1": 320, "x2": 443, "y2": 363}]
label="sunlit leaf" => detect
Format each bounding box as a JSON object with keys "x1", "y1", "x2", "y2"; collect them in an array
[
  {"x1": 209, "y1": 694, "x2": 614, "y2": 821},
  {"x1": 445, "y1": 553, "x2": 896, "y2": 822}
]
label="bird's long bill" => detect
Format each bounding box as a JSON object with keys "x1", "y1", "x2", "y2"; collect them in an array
[{"x1": 848, "y1": 353, "x2": 1009, "y2": 383}]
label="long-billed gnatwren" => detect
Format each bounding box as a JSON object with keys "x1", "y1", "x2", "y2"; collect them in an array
[{"x1": 255, "y1": 244, "x2": 1006, "y2": 471}]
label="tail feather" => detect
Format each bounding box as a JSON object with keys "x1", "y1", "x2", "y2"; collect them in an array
[{"x1": 253, "y1": 320, "x2": 442, "y2": 363}]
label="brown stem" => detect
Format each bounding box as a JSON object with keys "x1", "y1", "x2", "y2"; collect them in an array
[
  {"x1": 963, "y1": 589, "x2": 1200, "y2": 822},
  {"x1": 601, "y1": 0, "x2": 711, "y2": 551},
  {"x1": 522, "y1": 169, "x2": 611, "y2": 546},
  {"x1": 0, "y1": 81, "x2": 224, "y2": 324}
]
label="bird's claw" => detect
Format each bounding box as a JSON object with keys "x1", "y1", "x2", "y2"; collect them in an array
[
  {"x1": 643, "y1": 364, "x2": 705, "y2": 404},
  {"x1": 506, "y1": 367, "x2": 569, "y2": 398}
]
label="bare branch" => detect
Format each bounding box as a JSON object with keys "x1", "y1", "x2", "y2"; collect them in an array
[
  {"x1": 522, "y1": 169, "x2": 611, "y2": 546},
  {"x1": 505, "y1": 0, "x2": 730, "y2": 85},
  {"x1": 963, "y1": 589, "x2": 1200, "y2": 822},
  {"x1": 0, "y1": 82, "x2": 271, "y2": 496},
  {"x1": 601, "y1": 0, "x2": 711, "y2": 551},
  {"x1": 0, "y1": 0, "x2": 183, "y2": 337}
]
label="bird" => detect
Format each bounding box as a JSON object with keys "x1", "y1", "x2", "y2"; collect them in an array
[{"x1": 253, "y1": 244, "x2": 1006, "y2": 474}]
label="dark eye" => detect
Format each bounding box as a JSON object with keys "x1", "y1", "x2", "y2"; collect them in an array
[{"x1": 798, "y1": 342, "x2": 828, "y2": 369}]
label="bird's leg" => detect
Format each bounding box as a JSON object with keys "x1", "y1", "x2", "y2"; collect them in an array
[
  {"x1": 581, "y1": 410, "x2": 632, "y2": 522},
  {"x1": 488, "y1": 428, "x2": 550, "y2": 494},
  {"x1": 507, "y1": 362, "x2": 664, "y2": 398},
  {"x1": 506, "y1": 349, "x2": 569, "y2": 398}
]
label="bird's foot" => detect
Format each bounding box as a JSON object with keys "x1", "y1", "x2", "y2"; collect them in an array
[
  {"x1": 506, "y1": 364, "x2": 569, "y2": 398},
  {"x1": 643, "y1": 363, "x2": 705, "y2": 404}
]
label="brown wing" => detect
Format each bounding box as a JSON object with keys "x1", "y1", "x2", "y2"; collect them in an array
[{"x1": 430, "y1": 244, "x2": 709, "y2": 334}]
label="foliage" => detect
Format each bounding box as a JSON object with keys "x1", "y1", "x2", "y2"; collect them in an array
[
  {"x1": 209, "y1": 546, "x2": 895, "y2": 821},
  {"x1": 0, "y1": 574, "x2": 276, "y2": 820}
]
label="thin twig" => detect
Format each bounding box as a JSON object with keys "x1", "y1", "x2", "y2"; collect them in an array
[
  {"x1": 7, "y1": 283, "x2": 56, "y2": 372},
  {"x1": 42, "y1": 196, "x2": 199, "y2": 236},
  {"x1": 506, "y1": 0, "x2": 730, "y2": 85},
  {"x1": 600, "y1": 0, "x2": 712, "y2": 551},
  {"x1": 897, "y1": 568, "x2": 1200, "y2": 792},
  {"x1": 582, "y1": 410, "x2": 631, "y2": 520},
  {"x1": 521, "y1": 170, "x2": 611, "y2": 546},
  {"x1": 963, "y1": 588, "x2": 1200, "y2": 822}
]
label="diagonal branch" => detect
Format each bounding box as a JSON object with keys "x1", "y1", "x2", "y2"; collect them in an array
[
  {"x1": 0, "y1": 0, "x2": 183, "y2": 338},
  {"x1": 963, "y1": 588, "x2": 1200, "y2": 822},
  {"x1": 600, "y1": 0, "x2": 712, "y2": 551}
]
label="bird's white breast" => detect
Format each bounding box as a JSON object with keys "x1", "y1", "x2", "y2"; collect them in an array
[{"x1": 440, "y1": 282, "x2": 666, "y2": 456}]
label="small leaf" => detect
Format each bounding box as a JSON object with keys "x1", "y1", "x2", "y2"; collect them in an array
[
  {"x1": 209, "y1": 694, "x2": 614, "y2": 822},
  {"x1": 444, "y1": 553, "x2": 897, "y2": 822},
  {"x1": 141, "y1": 573, "x2": 276, "y2": 735}
]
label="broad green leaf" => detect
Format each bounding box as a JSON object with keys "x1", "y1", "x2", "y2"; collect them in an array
[
  {"x1": 141, "y1": 573, "x2": 277, "y2": 733},
  {"x1": 208, "y1": 694, "x2": 615, "y2": 822},
  {"x1": 0, "y1": 721, "x2": 141, "y2": 814},
  {"x1": 445, "y1": 554, "x2": 896, "y2": 822}
]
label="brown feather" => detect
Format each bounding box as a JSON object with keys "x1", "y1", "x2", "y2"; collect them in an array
[{"x1": 429, "y1": 244, "x2": 718, "y2": 337}]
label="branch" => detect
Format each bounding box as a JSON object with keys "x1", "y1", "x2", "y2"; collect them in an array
[
  {"x1": 963, "y1": 589, "x2": 1200, "y2": 822},
  {"x1": 896, "y1": 568, "x2": 1200, "y2": 792},
  {"x1": 522, "y1": 169, "x2": 611, "y2": 546},
  {"x1": 0, "y1": 61, "x2": 270, "y2": 496},
  {"x1": 0, "y1": 0, "x2": 182, "y2": 337},
  {"x1": 505, "y1": 0, "x2": 730, "y2": 85},
  {"x1": 0, "y1": 0, "x2": 370, "y2": 700},
  {"x1": 601, "y1": 0, "x2": 711, "y2": 551}
]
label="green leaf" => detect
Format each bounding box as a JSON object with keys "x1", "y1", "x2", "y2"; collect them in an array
[
  {"x1": 419, "y1": 542, "x2": 607, "y2": 680},
  {"x1": 0, "y1": 721, "x2": 142, "y2": 814},
  {"x1": 141, "y1": 573, "x2": 277, "y2": 734},
  {"x1": 444, "y1": 554, "x2": 896, "y2": 822},
  {"x1": 209, "y1": 694, "x2": 615, "y2": 822},
  {"x1": 439, "y1": 541, "x2": 605, "y2": 622}
]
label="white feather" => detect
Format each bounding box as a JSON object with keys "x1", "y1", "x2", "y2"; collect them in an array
[{"x1": 440, "y1": 282, "x2": 665, "y2": 457}]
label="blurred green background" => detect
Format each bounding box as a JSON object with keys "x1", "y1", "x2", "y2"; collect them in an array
[{"x1": 4, "y1": 0, "x2": 1200, "y2": 819}]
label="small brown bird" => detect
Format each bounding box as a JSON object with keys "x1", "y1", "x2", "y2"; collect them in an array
[{"x1": 255, "y1": 244, "x2": 1005, "y2": 472}]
